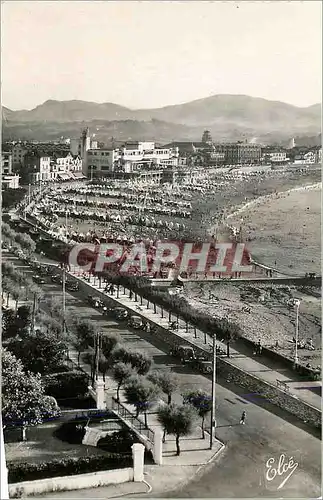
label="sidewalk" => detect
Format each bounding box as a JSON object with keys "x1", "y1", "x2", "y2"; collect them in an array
[
  {"x1": 69, "y1": 271, "x2": 321, "y2": 411},
  {"x1": 68, "y1": 347, "x2": 224, "y2": 467}
]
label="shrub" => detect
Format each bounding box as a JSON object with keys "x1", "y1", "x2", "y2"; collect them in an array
[
  {"x1": 7, "y1": 453, "x2": 132, "y2": 483},
  {"x1": 97, "y1": 429, "x2": 139, "y2": 454},
  {"x1": 53, "y1": 419, "x2": 87, "y2": 444},
  {"x1": 43, "y1": 371, "x2": 89, "y2": 400}
]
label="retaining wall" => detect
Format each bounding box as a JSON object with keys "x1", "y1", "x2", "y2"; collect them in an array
[
  {"x1": 52, "y1": 269, "x2": 322, "y2": 430},
  {"x1": 9, "y1": 468, "x2": 133, "y2": 497}
]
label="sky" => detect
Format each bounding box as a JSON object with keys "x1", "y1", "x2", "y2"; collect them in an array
[{"x1": 1, "y1": 1, "x2": 322, "y2": 110}]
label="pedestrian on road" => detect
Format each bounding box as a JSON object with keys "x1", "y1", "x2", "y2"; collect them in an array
[{"x1": 240, "y1": 411, "x2": 246, "y2": 425}]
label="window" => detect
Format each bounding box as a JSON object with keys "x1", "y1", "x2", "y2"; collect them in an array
[{"x1": 101, "y1": 165, "x2": 110, "y2": 170}]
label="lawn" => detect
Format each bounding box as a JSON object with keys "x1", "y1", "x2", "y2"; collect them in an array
[{"x1": 5, "y1": 412, "x2": 111, "y2": 465}]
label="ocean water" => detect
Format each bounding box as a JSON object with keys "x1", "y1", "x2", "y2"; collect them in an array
[{"x1": 229, "y1": 185, "x2": 321, "y2": 275}]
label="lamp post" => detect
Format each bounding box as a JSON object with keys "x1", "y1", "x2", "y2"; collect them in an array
[
  {"x1": 62, "y1": 266, "x2": 66, "y2": 333},
  {"x1": 209, "y1": 333, "x2": 217, "y2": 449},
  {"x1": 293, "y1": 299, "x2": 301, "y2": 366}
]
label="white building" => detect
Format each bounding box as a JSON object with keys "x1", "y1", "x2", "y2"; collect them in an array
[
  {"x1": 269, "y1": 152, "x2": 287, "y2": 163},
  {"x1": 50, "y1": 153, "x2": 83, "y2": 180},
  {"x1": 303, "y1": 151, "x2": 316, "y2": 164},
  {"x1": 2, "y1": 174, "x2": 20, "y2": 189}
]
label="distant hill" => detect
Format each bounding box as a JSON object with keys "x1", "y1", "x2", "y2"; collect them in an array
[{"x1": 2, "y1": 94, "x2": 321, "y2": 144}]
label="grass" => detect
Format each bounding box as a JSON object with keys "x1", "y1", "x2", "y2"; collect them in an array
[{"x1": 5, "y1": 412, "x2": 110, "y2": 465}]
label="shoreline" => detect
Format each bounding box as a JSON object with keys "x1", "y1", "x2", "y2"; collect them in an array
[{"x1": 226, "y1": 181, "x2": 322, "y2": 221}]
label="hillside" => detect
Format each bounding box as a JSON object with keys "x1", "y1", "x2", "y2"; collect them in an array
[{"x1": 2, "y1": 94, "x2": 321, "y2": 144}]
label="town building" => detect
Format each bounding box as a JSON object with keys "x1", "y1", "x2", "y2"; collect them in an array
[
  {"x1": 1, "y1": 151, "x2": 20, "y2": 188},
  {"x1": 86, "y1": 148, "x2": 121, "y2": 177},
  {"x1": 86, "y1": 141, "x2": 179, "y2": 178},
  {"x1": 2, "y1": 174, "x2": 20, "y2": 189},
  {"x1": 262, "y1": 151, "x2": 288, "y2": 165},
  {"x1": 11, "y1": 144, "x2": 28, "y2": 168},
  {"x1": 201, "y1": 130, "x2": 213, "y2": 145},
  {"x1": 23, "y1": 152, "x2": 53, "y2": 183},
  {"x1": 1, "y1": 151, "x2": 13, "y2": 174},
  {"x1": 50, "y1": 152, "x2": 83, "y2": 180},
  {"x1": 213, "y1": 142, "x2": 262, "y2": 165}
]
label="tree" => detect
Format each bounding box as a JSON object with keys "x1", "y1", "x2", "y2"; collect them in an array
[
  {"x1": 72, "y1": 319, "x2": 96, "y2": 364},
  {"x1": 128, "y1": 351, "x2": 152, "y2": 375},
  {"x1": 43, "y1": 371, "x2": 89, "y2": 400},
  {"x1": 7, "y1": 329, "x2": 66, "y2": 374},
  {"x1": 2, "y1": 348, "x2": 60, "y2": 440},
  {"x1": 183, "y1": 390, "x2": 213, "y2": 439},
  {"x1": 111, "y1": 347, "x2": 152, "y2": 375},
  {"x1": 112, "y1": 362, "x2": 136, "y2": 402},
  {"x1": 101, "y1": 333, "x2": 121, "y2": 359},
  {"x1": 2, "y1": 309, "x2": 18, "y2": 340},
  {"x1": 124, "y1": 376, "x2": 160, "y2": 427},
  {"x1": 110, "y1": 345, "x2": 132, "y2": 365},
  {"x1": 157, "y1": 403, "x2": 197, "y2": 455},
  {"x1": 148, "y1": 370, "x2": 179, "y2": 404},
  {"x1": 2, "y1": 306, "x2": 31, "y2": 340}
]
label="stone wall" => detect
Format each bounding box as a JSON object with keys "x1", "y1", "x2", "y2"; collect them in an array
[
  {"x1": 61, "y1": 270, "x2": 322, "y2": 430},
  {"x1": 9, "y1": 468, "x2": 133, "y2": 497},
  {"x1": 215, "y1": 358, "x2": 321, "y2": 429}
]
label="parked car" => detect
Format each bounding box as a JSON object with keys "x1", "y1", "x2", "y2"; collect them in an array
[
  {"x1": 128, "y1": 315, "x2": 144, "y2": 330},
  {"x1": 113, "y1": 307, "x2": 129, "y2": 320},
  {"x1": 66, "y1": 282, "x2": 79, "y2": 292},
  {"x1": 51, "y1": 275, "x2": 62, "y2": 284},
  {"x1": 33, "y1": 275, "x2": 45, "y2": 284},
  {"x1": 87, "y1": 295, "x2": 103, "y2": 308},
  {"x1": 170, "y1": 344, "x2": 213, "y2": 373}
]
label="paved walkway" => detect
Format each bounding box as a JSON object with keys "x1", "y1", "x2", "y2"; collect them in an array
[
  {"x1": 68, "y1": 270, "x2": 321, "y2": 411},
  {"x1": 68, "y1": 345, "x2": 224, "y2": 466}
]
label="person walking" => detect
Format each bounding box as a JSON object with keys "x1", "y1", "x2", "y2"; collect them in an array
[{"x1": 240, "y1": 410, "x2": 246, "y2": 425}]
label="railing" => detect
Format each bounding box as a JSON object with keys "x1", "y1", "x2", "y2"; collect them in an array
[{"x1": 111, "y1": 397, "x2": 155, "y2": 446}]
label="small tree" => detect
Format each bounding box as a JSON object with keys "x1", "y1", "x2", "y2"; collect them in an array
[
  {"x1": 157, "y1": 403, "x2": 197, "y2": 455},
  {"x1": 128, "y1": 351, "x2": 152, "y2": 375},
  {"x1": 2, "y1": 348, "x2": 61, "y2": 441},
  {"x1": 148, "y1": 370, "x2": 179, "y2": 404},
  {"x1": 112, "y1": 362, "x2": 136, "y2": 402},
  {"x1": 124, "y1": 376, "x2": 160, "y2": 427},
  {"x1": 101, "y1": 333, "x2": 121, "y2": 359},
  {"x1": 183, "y1": 390, "x2": 213, "y2": 439},
  {"x1": 72, "y1": 319, "x2": 96, "y2": 363},
  {"x1": 110, "y1": 345, "x2": 132, "y2": 365}
]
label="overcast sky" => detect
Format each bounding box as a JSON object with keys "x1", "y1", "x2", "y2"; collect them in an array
[{"x1": 2, "y1": 1, "x2": 321, "y2": 110}]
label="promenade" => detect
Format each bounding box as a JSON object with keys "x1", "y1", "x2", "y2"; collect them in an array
[{"x1": 68, "y1": 270, "x2": 321, "y2": 412}]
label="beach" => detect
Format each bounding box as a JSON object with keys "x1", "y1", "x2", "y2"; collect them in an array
[{"x1": 227, "y1": 183, "x2": 321, "y2": 276}]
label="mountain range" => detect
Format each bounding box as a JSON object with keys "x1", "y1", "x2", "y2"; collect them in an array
[{"x1": 2, "y1": 94, "x2": 321, "y2": 145}]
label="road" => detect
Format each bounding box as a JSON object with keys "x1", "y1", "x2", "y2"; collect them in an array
[{"x1": 4, "y1": 253, "x2": 322, "y2": 498}]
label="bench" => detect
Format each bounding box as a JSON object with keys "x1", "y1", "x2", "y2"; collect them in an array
[{"x1": 276, "y1": 379, "x2": 290, "y2": 392}]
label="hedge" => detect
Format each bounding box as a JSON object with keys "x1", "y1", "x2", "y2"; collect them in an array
[{"x1": 8, "y1": 453, "x2": 132, "y2": 483}]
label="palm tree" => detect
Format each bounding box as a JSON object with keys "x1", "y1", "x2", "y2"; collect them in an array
[{"x1": 157, "y1": 403, "x2": 197, "y2": 456}]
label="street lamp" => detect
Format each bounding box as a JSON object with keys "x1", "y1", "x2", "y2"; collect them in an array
[{"x1": 293, "y1": 299, "x2": 301, "y2": 366}]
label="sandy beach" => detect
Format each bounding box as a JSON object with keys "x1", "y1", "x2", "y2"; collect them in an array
[{"x1": 228, "y1": 183, "x2": 321, "y2": 275}]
